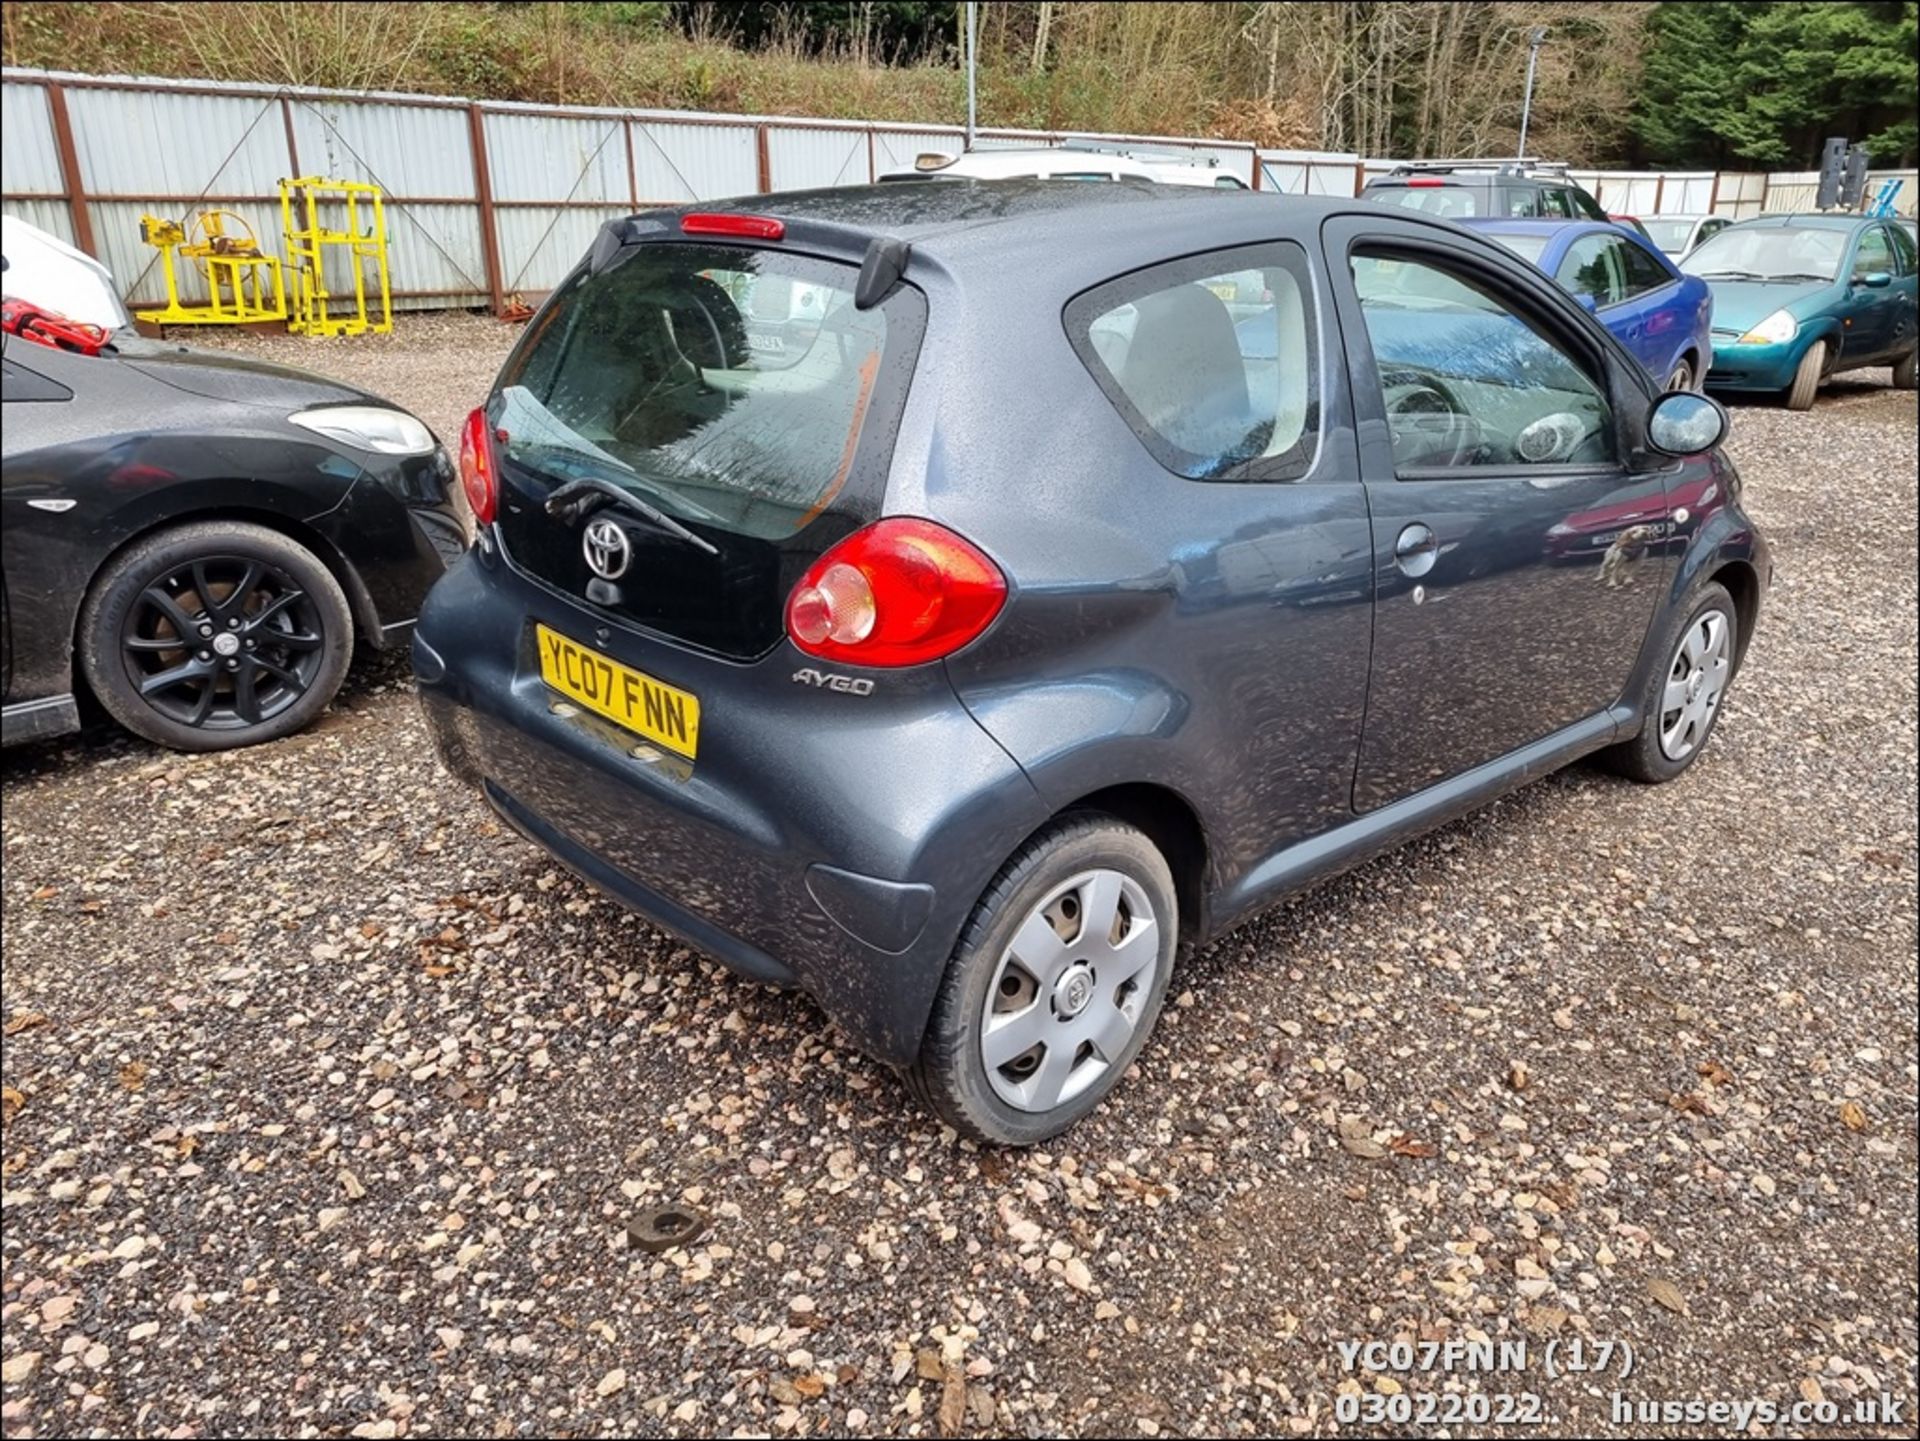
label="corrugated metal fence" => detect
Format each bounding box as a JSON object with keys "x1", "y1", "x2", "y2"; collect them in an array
[{"x1": 4, "y1": 67, "x2": 1914, "y2": 318}]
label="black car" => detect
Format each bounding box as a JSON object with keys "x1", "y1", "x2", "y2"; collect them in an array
[
  {"x1": 2, "y1": 333, "x2": 464, "y2": 750},
  {"x1": 414, "y1": 181, "x2": 1769, "y2": 1144},
  {"x1": 1364, "y1": 159, "x2": 1611, "y2": 223}
]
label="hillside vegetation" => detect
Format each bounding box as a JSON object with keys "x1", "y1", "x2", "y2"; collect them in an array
[{"x1": 2, "y1": 2, "x2": 1913, "y2": 167}]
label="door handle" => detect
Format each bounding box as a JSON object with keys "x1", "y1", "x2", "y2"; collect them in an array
[{"x1": 1395, "y1": 523, "x2": 1438, "y2": 578}]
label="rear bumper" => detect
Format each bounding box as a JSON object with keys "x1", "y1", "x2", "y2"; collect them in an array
[{"x1": 411, "y1": 551, "x2": 1045, "y2": 1066}]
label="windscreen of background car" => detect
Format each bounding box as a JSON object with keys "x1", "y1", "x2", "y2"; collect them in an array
[
  {"x1": 489, "y1": 242, "x2": 924, "y2": 659},
  {"x1": 1642, "y1": 219, "x2": 1694, "y2": 253},
  {"x1": 1067, "y1": 242, "x2": 1319, "y2": 483},
  {"x1": 1683, "y1": 226, "x2": 1846, "y2": 282}
]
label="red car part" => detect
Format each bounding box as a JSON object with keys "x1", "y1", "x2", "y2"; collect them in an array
[{"x1": 1, "y1": 298, "x2": 110, "y2": 356}]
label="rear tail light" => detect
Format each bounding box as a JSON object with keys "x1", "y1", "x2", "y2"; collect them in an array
[
  {"x1": 785, "y1": 518, "x2": 1006, "y2": 667},
  {"x1": 459, "y1": 407, "x2": 498, "y2": 527},
  {"x1": 681, "y1": 213, "x2": 785, "y2": 241}
]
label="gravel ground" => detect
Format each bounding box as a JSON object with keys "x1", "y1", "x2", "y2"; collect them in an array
[{"x1": 3, "y1": 317, "x2": 1916, "y2": 1439}]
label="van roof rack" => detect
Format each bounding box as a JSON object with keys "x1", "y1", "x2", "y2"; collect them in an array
[
  {"x1": 1387, "y1": 157, "x2": 1570, "y2": 177},
  {"x1": 1056, "y1": 139, "x2": 1220, "y2": 168}
]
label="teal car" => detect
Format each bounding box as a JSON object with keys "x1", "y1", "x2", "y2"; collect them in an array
[{"x1": 1682, "y1": 214, "x2": 1919, "y2": 409}]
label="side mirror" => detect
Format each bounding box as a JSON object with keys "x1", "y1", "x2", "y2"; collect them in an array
[
  {"x1": 1646, "y1": 389, "x2": 1728, "y2": 457},
  {"x1": 1856, "y1": 270, "x2": 1892, "y2": 289}
]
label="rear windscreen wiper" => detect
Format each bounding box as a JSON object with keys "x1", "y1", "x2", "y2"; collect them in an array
[{"x1": 543, "y1": 475, "x2": 719, "y2": 556}]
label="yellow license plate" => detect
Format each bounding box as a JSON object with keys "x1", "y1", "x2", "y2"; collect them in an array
[{"x1": 536, "y1": 623, "x2": 700, "y2": 759}]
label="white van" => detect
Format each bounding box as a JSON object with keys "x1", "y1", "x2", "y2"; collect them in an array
[{"x1": 880, "y1": 145, "x2": 1248, "y2": 189}]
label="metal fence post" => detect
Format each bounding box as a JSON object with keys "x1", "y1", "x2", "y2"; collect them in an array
[
  {"x1": 756, "y1": 124, "x2": 772, "y2": 193},
  {"x1": 466, "y1": 103, "x2": 505, "y2": 315},
  {"x1": 44, "y1": 83, "x2": 97, "y2": 258}
]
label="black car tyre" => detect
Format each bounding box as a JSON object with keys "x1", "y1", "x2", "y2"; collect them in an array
[
  {"x1": 1785, "y1": 340, "x2": 1826, "y2": 411},
  {"x1": 908, "y1": 814, "x2": 1177, "y2": 1146},
  {"x1": 1600, "y1": 581, "x2": 1738, "y2": 785},
  {"x1": 79, "y1": 521, "x2": 353, "y2": 752},
  {"x1": 1664, "y1": 358, "x2": 1694, "y2": 392},
  {"x1": 1894, "y1": 347, "x2": 1917, "y2": 390}
]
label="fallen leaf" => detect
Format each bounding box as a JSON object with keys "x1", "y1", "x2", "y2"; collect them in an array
[
  {"x1": 2, "y1": 1085, "x2": 24, "y2": 1124},
  {"x1": 1647, "y1": 1277, "x2": 1688, "y2": 1316},
  {"x1": 937, "y1": 1366, "x2": 967, "y2": 1437},
  {"x1": 3, "y1": 1011, "x2": 48, "y2": 1036},
  {"x1": 1697, "y1": 1059, "x2": 1734, "y2": 1087},
  {"x1": 1839, "y1": 1100, "x2": 1867, "y2": 1132},
  {"x1": 1389, "y1": 1134, "x2": 1437, "y2": 1158},
  {"x1": 118, "y1": 1061, "x2": 149, "y2": 1091},
  {"x1": 791, "y1": 1373, "x2": 826, "y2": 1399},
  {"x1": 29, "y1": 886, "x2": 58, "y2": 901}
]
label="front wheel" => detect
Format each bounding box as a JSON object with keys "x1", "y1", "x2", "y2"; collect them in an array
[
  {"x1": 79, "y1": 521, "x2": 354, "y2": 752},
  {"x1": 1599, "y1": 581, "x2": 1738, "y2": 784},
  {"x1": 1785, "y1": 340, "x2": 1826, "y2": 411},
  {"x1": 1894, "y1": 347, "x2": 1917, "y2": 390},
  {"x1": 907, "y1": 815, "x2": 1177, "y2": 1145}
]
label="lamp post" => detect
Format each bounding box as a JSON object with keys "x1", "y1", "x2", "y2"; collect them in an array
[
  {"x1": 964, "y1": 1, "x2": 978, "y2": 151},
  {"x1": 1518, "y1": 26, "x2": 1547, "y2": 159}
]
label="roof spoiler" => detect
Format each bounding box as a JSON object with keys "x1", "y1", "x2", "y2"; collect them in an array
[{"x1": 855, "y1": 235, "x2": 910, "y2": 310}]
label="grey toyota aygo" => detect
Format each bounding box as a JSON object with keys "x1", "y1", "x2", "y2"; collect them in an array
[{"x1": 414, "y1": 180, "x2": 1770, "y2": 1144}]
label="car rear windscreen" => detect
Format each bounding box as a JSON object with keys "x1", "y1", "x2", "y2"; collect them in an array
[
  {"x1": 489, "y1": 241, "x2": 923, "y2": 658},
  {"x1": 1371, "y1": 185, "x2": 1481, "y2": 218}
]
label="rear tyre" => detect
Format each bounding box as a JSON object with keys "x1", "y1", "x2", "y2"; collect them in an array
[
  {"x1": 906, "y1": 814, "x2": 1177, "y2": 1146},
  {"x1": 79, "y1": 521, "x2": 353, "y2": 752},
  {"x1": 1893, "y1": 347, "x2": 1917, "y2": 390},
  {"x1": 1599, "y1": 581, "x2": 1738, "y2": 785},
  {"x1": 1785, "y1": 340, "x2": 1826, "y2": 411},
  {"x1": 1664, "y1": 358, "x2": 1694, "y2": 392}
]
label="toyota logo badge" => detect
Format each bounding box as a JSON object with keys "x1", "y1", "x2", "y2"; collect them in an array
[{"x1": 582, "y1": 517, "x2": 631, "y2": 580}]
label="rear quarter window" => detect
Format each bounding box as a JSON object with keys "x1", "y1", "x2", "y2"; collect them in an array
[{"x1": 1066, "y1": 241, "x2": 1320, "y2": 484}]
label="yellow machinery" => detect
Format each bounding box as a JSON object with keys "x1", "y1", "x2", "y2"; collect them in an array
[
  {"x1": 134, "y1": 210, "x2": 287, "y2": 325},
  {"x1": 280, "y1": 176, "x2": 393, "y2": 337}
]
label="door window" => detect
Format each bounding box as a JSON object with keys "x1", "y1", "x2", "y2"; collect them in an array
[
  {"x1": 1853, "y1": 226, "x2": 1892, "y2": 279},
  {"x1": 1, "y1": 354, "x2": 73, "y2": 403},
  {"x1": 1068, "y1": 242, "x2": 1319, "y2": 483},
  {"x1": 1568, "y1": 188, "x2": 1611, "y2": 222},
  {"x1": 1557, "y1": 235, "x2": 1627, "y2": 307},
  {"x1": 1889, "y1": 223, "x2": 1918, "y2": 275},
  {"x1": 1617, "y1": 237, "x2": 1676, "y2": 297},
  {"x1": 1350, "y1": 251, "x2": 1616, "y2": 473}
]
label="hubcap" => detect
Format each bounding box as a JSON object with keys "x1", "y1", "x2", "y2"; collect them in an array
[
  {"x1": 981, "y1": 868, "x2": 1160, "y2": 1114},
  {"x1": 1658, "y1": 609, "x2": 1730, "y2": 761},
  {"x1": 120, "y1": 555, "x2": 325, "y2": 731}
]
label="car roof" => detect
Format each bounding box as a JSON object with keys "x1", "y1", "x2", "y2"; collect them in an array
[
  {"x1": 666, "y1": 178, "x2": 1361, "y2": 271},
  {"x1": 1722, "y1": 213, "x2": 1880, "y2": 231},
  {"x1": 1460, "y1": 218, "x2": 1609, "y2": 235}
]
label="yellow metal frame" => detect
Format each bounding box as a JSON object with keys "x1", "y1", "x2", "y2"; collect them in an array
[
  {"x1": 280, "y1": 176, "x2": 393, "y2": 337},
  {"x1": 134, "y1": 210, "x2": 287, "y2": 326}
]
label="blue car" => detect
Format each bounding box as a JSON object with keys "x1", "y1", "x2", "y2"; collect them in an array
[
  {"x1": 1462, "y1": 219, "x2": 1714, "y2": 392},
  {"x1": 1680, "y1": 214, "x2": 1920, "y2": 410}
]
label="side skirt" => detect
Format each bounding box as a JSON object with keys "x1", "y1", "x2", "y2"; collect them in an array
[
  {"x1": 1211, "y1": 708, "x2": 1629, "y2": 936},
  {"x1": 1, "y1": 694, "x2": 82, "y2": 747}
]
